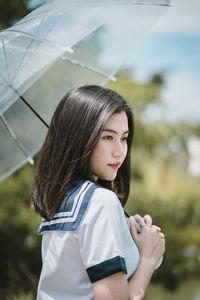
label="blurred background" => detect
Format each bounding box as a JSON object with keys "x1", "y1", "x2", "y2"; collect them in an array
[{"x1": 0, "y1": 0, "x2": 200, "y2": 299}]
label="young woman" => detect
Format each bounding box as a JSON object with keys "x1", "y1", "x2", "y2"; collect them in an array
[{"x1": 32, "y1": 85, "x2": 165, "y2": 300}]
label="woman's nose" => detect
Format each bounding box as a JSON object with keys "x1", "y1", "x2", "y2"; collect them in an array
[{"x1": 112, "y1": 141, "x2": 123, "y2": 158}]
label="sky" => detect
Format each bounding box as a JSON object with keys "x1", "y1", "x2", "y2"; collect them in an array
[{"x1": 122, "y1": 0, "x2": 200, "y2": 125}]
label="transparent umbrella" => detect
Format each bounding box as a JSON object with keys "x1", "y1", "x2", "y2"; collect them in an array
[{"x1": 0, "y1": 0, "x2": 170, "y2": 182}]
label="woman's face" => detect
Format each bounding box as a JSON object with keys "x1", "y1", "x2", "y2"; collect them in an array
[{"x1": 90, "y1": 111, "x2": 129, "y2": 181}]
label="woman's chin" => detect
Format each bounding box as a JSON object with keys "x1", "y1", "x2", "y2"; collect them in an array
[{"x1": 99, "y1": 174, "x2": 117, "y2": 181}]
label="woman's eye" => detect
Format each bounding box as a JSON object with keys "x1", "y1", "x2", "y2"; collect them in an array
[
  {"x1": 122, "y1": 136, "x2": 128, "y2": 142},
  {"x1": 102, "y1": 136, "x2": 113, "y2": 140}
]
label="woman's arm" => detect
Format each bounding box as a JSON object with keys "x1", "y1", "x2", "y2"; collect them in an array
[
  {"x1": 92, "y1": 260, "x2": 154, "y2": 300},
  {"x1": 93, "y1": 220, "x2": 165, "y2": 300},
  {"x1": 127, "y1": 220, "x2": 165, "y2": 300}
]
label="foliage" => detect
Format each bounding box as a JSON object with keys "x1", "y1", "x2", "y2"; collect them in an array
[
  {"x1": 0, "y1": 161, "x2": 41, "y2": 299},
  {"x1": 0, "y1": 0, "x2": 29, "y2": 29}
]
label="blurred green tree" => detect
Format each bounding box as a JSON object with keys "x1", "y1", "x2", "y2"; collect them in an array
[
  {"x1": 0, "y1": 0, "x2": 29, "y2": 29},
  {"x1": 0, "y1": 161, "x2": 41, "y2": 298}
]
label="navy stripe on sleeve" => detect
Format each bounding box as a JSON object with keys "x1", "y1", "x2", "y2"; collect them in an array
[{"x1": 86, "y1": 256, "x2": 127, "y2": 283}]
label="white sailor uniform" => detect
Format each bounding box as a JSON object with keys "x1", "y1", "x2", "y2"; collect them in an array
[{"x1": 36, "y1": 180, "x2": 140, "y2": 300}]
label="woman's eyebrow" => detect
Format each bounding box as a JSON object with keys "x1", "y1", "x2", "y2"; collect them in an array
[{"x1": 102, "y1": 129, "x2": 129, "y2": 134}]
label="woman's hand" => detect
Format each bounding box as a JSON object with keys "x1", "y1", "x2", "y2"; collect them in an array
[
  {"x1": 132, "y1": 214, "x2": 162, "y2": 235},
  {"x1": 133, "y1": 214, "x2": 160, "y2": 229},
  {"x1": 126, "y1": 218, "x2": 165, "y2": 267},
  {"x1": 133, "y1": 214, "x2": 152, "y2": 227}
]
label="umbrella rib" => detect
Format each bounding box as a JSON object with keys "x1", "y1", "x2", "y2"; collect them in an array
[
  {"x1": 61, "y1": 56, "x2": 117, "y2": 82},
  {"x1": 2, "y1": 29, "x2": 73, "y2": 53},
  {"x1": 1, "y1": 34, "x2": 10, "y2": 82},
  {"x1": 12, "y1": 7, "x2": 51, "y2": 27},
  {"x1": 134, "y1": 3, "x2": 171, "y2": 6},
  {"x1": 10, "y1": 2, "x2": 60, "y2": 81},
  {"x1": 0, "y1": 114, "x2": 34, "y2": 165},
  {"x1": 131, "y1": 0, "x2": 171, "y2": 5}
]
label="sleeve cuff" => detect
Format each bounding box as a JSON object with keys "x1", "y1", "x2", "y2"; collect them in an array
[{"x1": 86, "y1": 256, "x2": 127, "y2": 283}]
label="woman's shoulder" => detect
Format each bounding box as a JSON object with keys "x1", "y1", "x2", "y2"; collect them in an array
[
  {"x1": 80, "y1": 183, "x2": 125, "y2": 235},
  {"x1": 71, "y1": 179, "x2": 121, "y2": 207},
  {"x1": 92, "y1": 185, "x2": 122, "y2": 209}
]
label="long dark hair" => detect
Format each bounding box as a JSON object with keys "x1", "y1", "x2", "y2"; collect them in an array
[{"x1": 31, "y1": 85, "x2": 134, "y2": 220}]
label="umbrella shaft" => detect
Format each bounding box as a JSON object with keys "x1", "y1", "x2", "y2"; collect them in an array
[{"x1": 19, "y1": 95, "x2": 49, "y2": 129}]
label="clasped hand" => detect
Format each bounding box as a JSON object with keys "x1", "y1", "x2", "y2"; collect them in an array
[{"x1": 126, "y1": 214, "x2": 165, "y2": 266}]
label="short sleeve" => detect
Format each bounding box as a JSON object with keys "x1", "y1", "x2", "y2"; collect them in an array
[{"x1": 76, "y1": 187, "x2": 127, "y2": 283}]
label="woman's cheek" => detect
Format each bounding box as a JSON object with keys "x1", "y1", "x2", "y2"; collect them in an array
[{"x1": 94, "y1": 141, "x2": 108, "y2": 156}]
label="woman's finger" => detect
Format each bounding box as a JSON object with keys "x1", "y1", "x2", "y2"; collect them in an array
[
  {"x1": 152, "y1": 225, "x2": 161, "y2": 232},
  {"x1": 160, "y1": 232, "x2": 165, "y2": 239},
  {"x1": 143, "y1": 215, "x2": 152, "y2": 227},
  {"x1": 133, "y1": 214, "x2": 146, "y2": 227}
]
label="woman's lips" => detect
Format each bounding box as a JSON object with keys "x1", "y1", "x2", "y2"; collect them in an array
[{"x1": 108, "y1": 163, "x2": 120, "y2": 170}]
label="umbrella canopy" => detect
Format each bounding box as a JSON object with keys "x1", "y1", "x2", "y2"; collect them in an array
[{"x1": 0, "y1": 0, "x2": 170, "y2": 182}]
